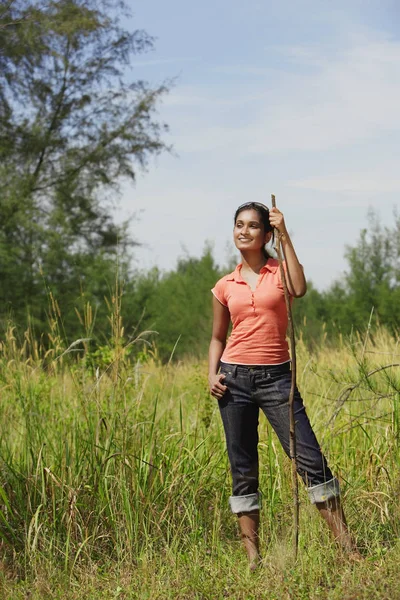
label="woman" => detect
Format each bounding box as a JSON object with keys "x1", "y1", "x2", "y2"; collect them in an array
[{"x1": 208, "y1": 201, "x2": 356, "y2": 569}]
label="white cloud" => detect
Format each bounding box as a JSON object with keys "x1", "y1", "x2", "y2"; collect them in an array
[
  {"x1": 162, "y1": 33, "x2": 400, "y2": 156},
  {"x1": 120, "y1": 18, "x2": 400, "y2": 288},
  {"x1": 249, "y1": 39, "x2": 400, "y2": 153},
  {"x1": 289, "y1": 175, "x2": 400, "y2": 194},
  {"x1": 133, "y1": 57, "x2": 197, "y2": 68}
]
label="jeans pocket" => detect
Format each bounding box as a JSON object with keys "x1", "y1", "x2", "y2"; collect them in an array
[
  {"x1": 219, "y1": 364, "x2": 232, "y2": 378},
  {"x1": 219, "y1": 365, "x2": 236, "y2": 394},
  {"x1": 267, "y1": 371, "x2": 292, "y2": 402}
]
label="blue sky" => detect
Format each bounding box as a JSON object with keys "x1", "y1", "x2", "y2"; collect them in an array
[{"x1": 115, "y1": 0, "x2": 400, "y2": 289}]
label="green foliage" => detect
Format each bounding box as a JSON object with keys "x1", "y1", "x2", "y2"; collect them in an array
[
  {"x1": 0, "y1": 0, "x2": 169, "y2": 338},
  {"x1": 1, "y1": 4, "x2": 399, "y2": 363},
  {"x1": 294, "y1": 209, "x2": 400, "y2": 345},
  {"x1": 0, "y1": 327, "x2": 400, "y2": 597},
  {"x1": 123, "y1": 209, "x2": 400, "y2": 361},
  {"x1": 123, "y1": 245, "x2": 224, "y2": 362}
]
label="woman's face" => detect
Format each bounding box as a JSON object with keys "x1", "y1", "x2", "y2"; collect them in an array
[{"x1": 234, "y1": 209, "x2": 272, "y2": 252}]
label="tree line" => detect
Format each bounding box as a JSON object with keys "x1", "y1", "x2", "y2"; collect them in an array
[
  {"x1": 122, "y1": 212, "x2": 400, "y2": 362},
  {"x1": 1, "y1": 1, "x2": 399, "y2": 363},
  {"x1": 0, "y1": 0, "x2": 168, "y2": 341}
]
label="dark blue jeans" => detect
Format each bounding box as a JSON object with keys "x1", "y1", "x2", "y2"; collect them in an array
[{"x1": 218, "y1": 362, "x2": 340, "y2": 513}]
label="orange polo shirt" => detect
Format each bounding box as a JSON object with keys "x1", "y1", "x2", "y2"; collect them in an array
[{"x1": 211, "y1": 259, "x2": 293, "y2": 365}]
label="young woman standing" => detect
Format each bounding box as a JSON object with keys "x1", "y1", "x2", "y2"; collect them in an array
[{"x1": 209, "y1": 202, "x2": 356, "y2": 569}]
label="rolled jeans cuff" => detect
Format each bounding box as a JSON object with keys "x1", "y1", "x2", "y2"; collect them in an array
[
  {"x1": 229, "y1": 492, "x2": 261, "y2": 514},
  {"x1": 307, "y1": 477, "x2": 340, "y2": 504}
]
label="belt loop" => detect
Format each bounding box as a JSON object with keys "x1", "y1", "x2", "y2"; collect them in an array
[{"x1": 233, "y1": 365, "x2": 238, "y2": 378}]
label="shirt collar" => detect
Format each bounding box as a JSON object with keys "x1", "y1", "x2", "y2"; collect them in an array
[{"x1": 226, "y1": 259, "x2": 278, "y2": 282}]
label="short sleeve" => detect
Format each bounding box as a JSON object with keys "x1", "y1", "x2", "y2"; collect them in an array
[{"x1": 211, "y1": 278, "x2": 228, "y2": 306}]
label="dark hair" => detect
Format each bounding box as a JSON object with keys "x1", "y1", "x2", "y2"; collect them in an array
[{"x1": 234, "y1": 202, "x2": 274, "y2": 258}]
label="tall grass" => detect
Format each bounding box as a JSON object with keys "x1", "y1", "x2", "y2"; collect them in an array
[{"x1": 0, "y1": 317, "x2": 399, "y2": 598}]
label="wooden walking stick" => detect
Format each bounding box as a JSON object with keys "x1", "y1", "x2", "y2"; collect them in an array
[{"x1": 271, "y1": 193, "x2": 299, "y2": 560}]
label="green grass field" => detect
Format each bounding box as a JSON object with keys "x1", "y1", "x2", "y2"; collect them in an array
[{"x1": 0, "y1": 326, "x2": 399, "y2": 599}]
